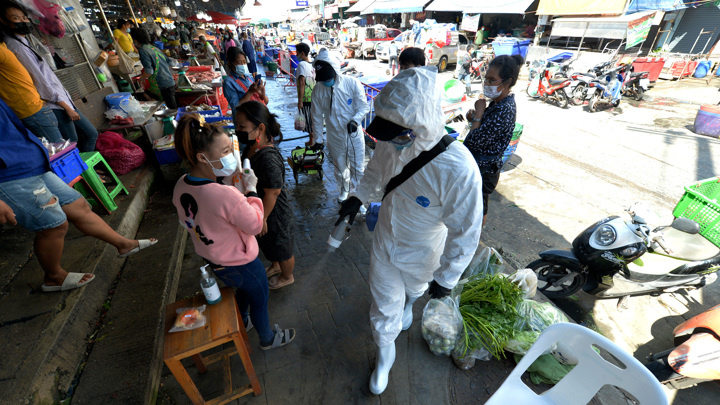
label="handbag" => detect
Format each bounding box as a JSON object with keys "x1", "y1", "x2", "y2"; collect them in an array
[{"x1": 115, "y1": 42, "x2": 135, "y2": 75}]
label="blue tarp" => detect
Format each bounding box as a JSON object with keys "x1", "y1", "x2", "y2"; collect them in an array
[{"x1": 626, "y1": 0, "x2": 699, "y2": 13}]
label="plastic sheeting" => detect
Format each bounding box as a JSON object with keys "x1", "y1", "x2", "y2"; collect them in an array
[
  {"x1": 627, "y1": 0, "x2": 692, "y2": 13},
  {"x1": 426, "y1": 0, "x2": 535, "y2": 14},
  {"x1": 537, "y1": 0, "x2": 627, "y2": 16},
  {"x1": 362, "y1": 0, "x2": 427, "y2": 14}
]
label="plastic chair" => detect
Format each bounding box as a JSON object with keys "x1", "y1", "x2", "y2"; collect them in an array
[
  {"x1": 486, "y1": 323, "x2": 668, "y2": 405},
  {"x1": 74, "y1": 152, "x2": 129, "y2": 213}
]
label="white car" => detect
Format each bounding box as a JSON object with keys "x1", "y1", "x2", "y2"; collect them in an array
[{"x1": 376, "y1": 31, "x2": 409, "y2": 62}]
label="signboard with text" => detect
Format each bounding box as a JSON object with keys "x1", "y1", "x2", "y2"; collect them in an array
[
  {"x1": 461, "y1": 13, "x2": 480, "y2": 32},
  {"x1": 296, "y1": 1, "x2": 308, "y2": 6},
  {"x1": 626, "y1": 12, "x2": 655, "y2": 49}
]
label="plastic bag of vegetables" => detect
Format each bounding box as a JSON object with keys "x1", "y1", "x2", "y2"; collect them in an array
[
  {"x1": 451, "y1": 330, "x2": 491, "y2": 370},
  {"x1": 460, "y1": 247, "x2": 506, "y2": 280},
  {"x1": 421, "y1": 296, "x2": 463, "y2": 356},
  {"x1": 504, "y1": 300, "x2": 569, "y2": 355}
]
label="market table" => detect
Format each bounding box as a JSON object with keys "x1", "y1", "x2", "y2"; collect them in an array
[{"x1": 97, "y1": 100, "x2": 164, "y2": 137}]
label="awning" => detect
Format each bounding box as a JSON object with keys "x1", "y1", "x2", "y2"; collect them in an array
[
  {"x1": 347, "y1": 0, "x2": 376, "y2": 13},
  {"x1": 627, "y1": 0, "x2": 690, "y2": 13},
  {"x1": 426, "y1": 0, "x2": 534, "y2": 14},
  {"x1": 537, "y1": 0, "x2": 628, "y2": 16},
  {"x1": 551, "y1": 11, "x2": 656, "y2": 40},
  {"x1": 362, "y1": 0, "x2": 428, "y2": 14}
]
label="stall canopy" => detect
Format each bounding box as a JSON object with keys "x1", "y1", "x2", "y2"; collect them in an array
[
  {"x1": 188, "y1": 11, "x2": 237, "y2": 24},
  {"x1": 347, "y1": 0, "x2": 376, "y2": 13},
  {"x1": 426, "y1": 0, "x2": 535, "y2": 14},
  {"x1": 627, "y1": 0, "x2": 691, "y2": 13},
  {"x1": 551, "y1": 11, "x2": 656, "y2": 40},
  {"x1": 537, "y1": 0, "x2": 628, "y2": 16},
  {"x1": 362, "y1": 0, "x2": 428, "y2": 14}
]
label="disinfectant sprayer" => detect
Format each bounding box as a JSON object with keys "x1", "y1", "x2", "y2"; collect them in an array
[{"x1": 328, "y1": 202, "x2": 382, "y2": 251}]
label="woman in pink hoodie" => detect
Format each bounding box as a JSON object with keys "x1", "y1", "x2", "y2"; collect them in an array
[{"x1": 172, "y1": 114, "x2": 295, "y2": 350}]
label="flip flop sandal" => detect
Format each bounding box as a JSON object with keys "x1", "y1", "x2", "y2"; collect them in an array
[
  {"x1": 266, "y1": 265, "x2": 282, "y2": 278},
  {"x1": 260, "y1": 324, "x2": 296, "y2": 350},
  {"x1": 118, "y1": 239, "x2": 159, "y2": 258},
  {"x1": 41, "y1": 273, "x2": 95, "y2": 292},
  {"x1": 268, "y1": 275, "x2": 294, "y2": 290}
]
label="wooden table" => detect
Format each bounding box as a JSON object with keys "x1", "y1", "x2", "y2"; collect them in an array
[{"x1": 164, "y1": 288, "x2": 261, "y2": 404}]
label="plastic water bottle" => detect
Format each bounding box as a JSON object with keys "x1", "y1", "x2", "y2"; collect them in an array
[{"x1": 200, "y1": 265, "x2": 222, "y2": 305}]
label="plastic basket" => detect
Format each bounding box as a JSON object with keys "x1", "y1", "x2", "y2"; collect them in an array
[
  {"x1": 672, "y1": 177, "x2": 720, "y2": 247},
  {"x1": 50, "y1": 147, "x2": 88, "y2": 184},
  {"x1": 154, "y1": 147, "x2": 182, "y2": 165},
  {"x1": 175, "y1": 106, "x2": 222, "y2": 121}
]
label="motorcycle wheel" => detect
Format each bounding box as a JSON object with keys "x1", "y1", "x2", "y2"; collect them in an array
[
  {"x1": 526, "y1": 84, "x2": 539, "y2": 99},
  {"x1": 635, "y1": 86, "x2": 644, "y2": 101},
  {"x1": 528, "y1": 259, "x2": 587, "y2": 298},
  {"x1": 571, "y1": 84, "x2": 586, "y2": 105},
  {"x1": 612, "y1": 99, "x2": 621, "y2": 108},
  {"x1": 588, "y1": 92, "x2": 600, "y2": 113},
  {"x1": 555, "y1": 89, "x2": 569, "y2": 108}
]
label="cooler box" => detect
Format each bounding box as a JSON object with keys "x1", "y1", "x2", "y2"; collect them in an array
[
  {"x1": 631, "y1": 57, "x2": 665, "y2": 82},
  {"x1": 50, "y1": 146, "x2": 88, "y2": 184},
  {"x1": 693, "y1": 105, "x2": 720, "y2": 138},
  {"x1": 492, "y1": 39, "x2": 531, "y2": 59}
]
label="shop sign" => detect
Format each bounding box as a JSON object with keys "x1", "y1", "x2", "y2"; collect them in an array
[
  {"x1": 461, "y1": 13, "x2": 480, "y2": 32},
  {"x1": 626, "y1": 12, "x2": 655, "y2": 49}
]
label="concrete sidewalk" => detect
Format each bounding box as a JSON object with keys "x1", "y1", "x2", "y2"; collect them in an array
[{"x1": 647, "y1": 76, "x2": 720, "y2": 106}]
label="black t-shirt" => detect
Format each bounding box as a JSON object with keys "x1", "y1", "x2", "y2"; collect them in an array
[{"x1": 248, "y1": 146, "x2": 294, "y2": 236}]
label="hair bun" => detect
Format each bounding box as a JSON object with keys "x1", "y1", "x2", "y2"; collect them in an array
[{"x1": 511, "y1": 54, "x2": 525, "y2": 66}]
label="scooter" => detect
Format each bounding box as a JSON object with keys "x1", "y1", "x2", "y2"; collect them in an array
[
  {"x1": 645, "y1": 304, "x2": 720, "y2": 389},
  {"x1": 568, "y1": 61, "x2": 614, "y2": 105},
  {"x1": 587, "y1": 65, "x2": 626, "y2": 112},
  {"x1": 528, "y1": 203, "x2": 720, "y2": 299},
  {"x1": 469, "y1": 56, "x2": 488, "y2": 84},
  {"x1": 526, "y1": 65, "x2": 571, "y2": 108},
  {"x1": 622, "y1": 66, "x2": 650, "y2": 101}
]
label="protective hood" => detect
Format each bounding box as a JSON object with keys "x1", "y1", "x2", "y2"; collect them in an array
[
  {"x1": 312, "y1": 48, "x2": 341, "y2": 76},
  {"x1": 373, "y1": 66, "x2": 445, "y2": 167}
]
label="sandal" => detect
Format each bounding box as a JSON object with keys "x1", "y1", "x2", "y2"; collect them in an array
[
  {"x1": 118, "y1": 239, "x2": 158, "y2": 258},
  {"x1": 260, "y1": 324, "x2": 296, "y2": 350},
  {"x1": 41, "y1": 273, "x2": 95, "y2": 292},
  {"x1": 266, "y1": 265, "x2": 281, "y2": 278},
  {"x1": 268, "y1": 275, "x2": 294, "y2": 290}
]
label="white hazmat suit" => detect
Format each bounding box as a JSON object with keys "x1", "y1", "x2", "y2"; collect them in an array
[
  {"x1": 311, "y1": 49, "x2": 370, "y2": 198},
  {"x1": 353, "y1": 67, "x2": 484, "y2": 349}
]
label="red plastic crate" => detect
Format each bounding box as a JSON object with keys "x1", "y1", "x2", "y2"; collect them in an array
[{"x1": 632, "y1": 57, "x2": 665, "y2": 82}]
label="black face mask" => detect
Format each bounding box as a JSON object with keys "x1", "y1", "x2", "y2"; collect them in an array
[
  {"x1": 236, "y1": 130, "x2": 251, "y2": 145},
  {"x1": 13, "y1": 21, "x2": 33, "y2": 35}
]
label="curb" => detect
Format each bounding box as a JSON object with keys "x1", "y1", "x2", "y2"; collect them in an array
[{"x1": 11, "y1": 166, "x2": 156, "y2": 404}]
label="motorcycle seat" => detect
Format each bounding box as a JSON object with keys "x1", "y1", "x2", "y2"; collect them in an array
[
  {"x1": 655, "y1": 226, "x2": 720, "y2": 261},
  {"x1": 549, "y1": 78, "x2": 567, "y2": 86}
]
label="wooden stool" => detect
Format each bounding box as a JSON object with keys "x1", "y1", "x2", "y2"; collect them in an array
[{"x1": 164, "y1": 288, "x2": 261, "y2": 404}]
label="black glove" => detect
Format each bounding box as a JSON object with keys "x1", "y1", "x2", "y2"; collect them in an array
[
  {"x1": 347, "y1": 121, "x2": 358, "y2": 134},
  {"x1": 336, "y1": 196, "x2": 362, "y2": 226},
  {"x1": 427, "y1": 280, "x2": 452, "y2": 299}
]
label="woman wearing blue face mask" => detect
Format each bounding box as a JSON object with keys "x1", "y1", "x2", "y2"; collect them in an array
[
  {"x1": 172, "y1": 113, "x2": 297, "y2": 351},
  {"x1": 222, "y1": 46, "x2": 268, "y2": 123}
]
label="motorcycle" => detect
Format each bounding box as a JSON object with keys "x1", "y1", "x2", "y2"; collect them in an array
[
  {"x1": 469, "y1": 55, "x2": 488, "y2": 84},
  {"x1": 526, "y1": 64, "x2": 572, "y2": 108},
  {"x1": 645, "y1": 304, "x2": 720, "y2": 389},
  {"x1": 568, "y1": 61, "x2": 614, "y2": 105},
  {"x1": 587, "y1": 65, "x2": 626, "y2": 112},
  {"x1": 622, "y1": 66, "x2": 650, "y2": 101},
  {"x1": 528, "y1": 203, "x2": 720, "y2": 299}
]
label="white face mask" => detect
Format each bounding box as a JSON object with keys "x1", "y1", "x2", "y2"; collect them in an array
[
  {"x1": 203, "y1": 153, "x2": 237, "y2": 177},
  {"x1": 483, "y1": 83, "x2": 503, "y2": 100},
  {"x1": 235, "y1": 64, "x2": 249, "y2": 76}
]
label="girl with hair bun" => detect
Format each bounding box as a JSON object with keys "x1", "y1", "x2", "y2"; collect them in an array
[
  {"x1": 463, "y1": 54, "x2": 524, "y2": 227},
  {"x1": 171, "y1": 113, "x2": 296, "y2": 350},
  {"x1": 236, "y1": 101, "x2": 297, "y2": 290}
]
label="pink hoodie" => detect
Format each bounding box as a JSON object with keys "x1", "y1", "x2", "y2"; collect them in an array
[{"x1": 173, "y1": 176, "x2": 264, "y2": 266}]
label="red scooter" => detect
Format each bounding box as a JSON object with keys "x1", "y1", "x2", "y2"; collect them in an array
[
  {"x1": 645, "y1": 304, "x2": 720, "y2": 389},
  {"x1": 526, "y1": 64, "x2": 571, "y2": 108}
]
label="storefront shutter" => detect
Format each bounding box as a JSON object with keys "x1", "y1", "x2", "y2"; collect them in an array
[{"x1": 669, "y1": 5, "x2": 720, "y2": 54}]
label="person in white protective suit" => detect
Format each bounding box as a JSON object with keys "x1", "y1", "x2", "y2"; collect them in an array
[
  {"x1": 335, "y1": 67, "x2": 484, "y2": 395},
  {"x1": 311, "y1": 49, "x2": 370, "y2": 202}
]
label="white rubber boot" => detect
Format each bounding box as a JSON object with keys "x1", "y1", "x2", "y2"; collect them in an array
[
  {"x1": 401, "y1": 296, "x2": 418, "y2": 331},
  {"x1": 369, "y1": 342, "x2": 396, "y2": 395}
]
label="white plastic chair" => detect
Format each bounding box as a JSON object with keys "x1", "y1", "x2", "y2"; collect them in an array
[{"x1": 486, "y1": 323, "x2": 668, "y2": 405}]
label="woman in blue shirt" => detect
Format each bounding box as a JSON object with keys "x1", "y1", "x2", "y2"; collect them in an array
[
  {"x1": 223, "y1": 46, "x2": 267, "y2": 131},
  {"x1": 131, "y1": 28, "x2": 177, "y2": 109}
]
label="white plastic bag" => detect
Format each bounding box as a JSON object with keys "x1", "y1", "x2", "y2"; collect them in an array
[
  {"x1": 421, "y1": 296, "x2": 463, "y2": 356},
  {"x1": 294, "y1": 111, "x2": 306, "y2": 131},
  {"x1": 460, "y1": 246, "x2": 506, "y2": 280},
  {"x1": 169, "y1": 305, "x2": 207, "y2": 333},
  {"x1": 504, "y1": 300, "x2": 569, "y2": 355},
  {"x1": 508, "y1": 269, "x2": 538, "y2": 298},
  {"x1": 104, "y1": 108, "x2": 128, "y2": 119}
]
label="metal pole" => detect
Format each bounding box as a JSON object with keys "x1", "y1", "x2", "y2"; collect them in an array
[
  {"x1": 94, "y1": 0, "x2": 115, "y2": 38},
  {"x1": 126, "y1": 0, "x2": 140, "y2": 27},
  {"x1": 649, "y1": 29, "x2": 669, "y2": 53},
  {"x1": 577, "y1": 22, "x2": 588, "y2": 52},
  {"x1": 700, "y1": 28, "x2": 717, "y2": 55}
]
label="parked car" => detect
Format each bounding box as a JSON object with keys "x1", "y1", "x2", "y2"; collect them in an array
[
  {"x1": 376, "y1": 31, "x2": 409, "y2": 62},
  {"x1": 424, "y1": 32, "x2": 469, "y2": 72},
  {"x1": 351, "y1": 25, "x2": 400, "y2": 58}
]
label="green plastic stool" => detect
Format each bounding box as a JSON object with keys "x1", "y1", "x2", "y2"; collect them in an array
[{"x1": 74, "y1": 152, "x2": 129, "y2": 213}]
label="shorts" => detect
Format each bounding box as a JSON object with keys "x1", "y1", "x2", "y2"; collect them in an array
[
  {"x1": 389, "y1": 55, "x2": 398, "y2": 68},
  {"x1": 300, "y1": 103, "x2": 313, "y2": 135},
  {"x1": 0, "y1": 172, "x2": 82, "y2": 232},
  {"x1": 480, "y1": 169, "x2": 501, "y2": 216}
]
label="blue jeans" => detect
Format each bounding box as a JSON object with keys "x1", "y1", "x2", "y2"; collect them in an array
[
  {"x1": 20, "y1": 106, "x2": 63, "y2": 143},
  {"x1": 212, "y1": 258, "x2": 274, "y2": 344},
  {"x1": 0, "y1": 172, "x2": 82, "y2": 232},
  {"x1": 52, "y1": 109, "x2": 98, "y2": 152}
]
